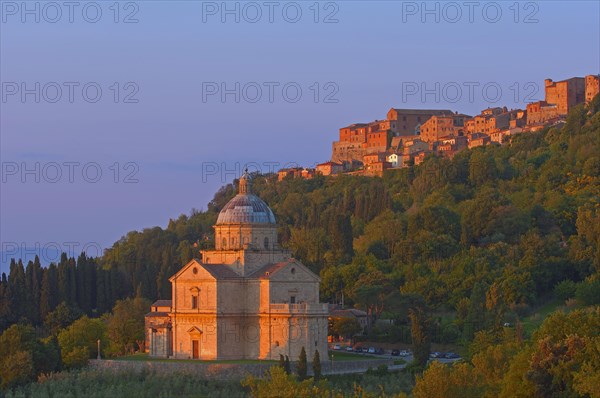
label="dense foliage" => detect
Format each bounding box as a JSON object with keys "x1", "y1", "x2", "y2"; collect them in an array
[
  {"x1": 0, "y1": 295, "x2": 150, "y2": 389},
  {"x1": 412, "y1": 306, "x2": 600, "y2": 398},
  {"x1": 0, "y1": 98, "x2": 598, "y2": 394}
]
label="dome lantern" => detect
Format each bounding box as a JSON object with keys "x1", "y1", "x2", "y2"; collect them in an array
[{"x1": 239, "y1": 169, "x2": 251, "y2": 195}]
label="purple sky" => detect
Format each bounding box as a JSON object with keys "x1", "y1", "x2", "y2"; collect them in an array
[{"x1": 1, "y1": 1, "x2": 599, "y2": 269}]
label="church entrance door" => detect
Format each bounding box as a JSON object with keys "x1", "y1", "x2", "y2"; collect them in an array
[{"x1": 192, "y1": 340, "x2": 199, "y2": 359}]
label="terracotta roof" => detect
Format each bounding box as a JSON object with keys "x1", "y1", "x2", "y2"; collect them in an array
[
  {"x1": 151, "y1": 300, "x2": 172, "y2": 307},
  {"x1": 390, "y1": 108, "x2": 453, "y2": 114},
  {"x1": 145, "y1": 311, "x2": 170, "y2": 317},
  {"x1": 341, "y1": 123, "x2": 368, "y2": 129},
  {"x1": 202, "y1": 264, "x2": 242, "y2": 279},
  {"x1": 249, "y1": 261, "x2": 291, "y2": 279},
  {"x1": 329, "y1": 308, "x2": 368, "y2": 318},
  {"x1": 317, "y1": 161, "x2": 342, "y2": 167}
]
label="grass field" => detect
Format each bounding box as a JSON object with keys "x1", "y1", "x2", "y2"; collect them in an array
[
  {"x1": 116, "y1": 351, "x2": 376, "y2": 363},
  {"x1": 521, "y1": 298, "x2": 567, "y2": 336}
]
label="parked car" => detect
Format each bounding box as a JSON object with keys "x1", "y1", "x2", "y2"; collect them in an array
[
  {"x1": 374, "y1": 347, "x2": 385, "y2": 355},
  {"x1": 345, "y1": 346, "x2": 353, "y2": 352},
  {"x1": 399, "y1": 349, "x2": 410, "y2": 357},
  {"x1": 367, "y1": 347, "x2": 376, "y2": 354},
  {"x1": 391, "y1": 349, "x2": 400, "y2": 356},
  {"x1": 361, "y1": 347, "x2": 369, "y2": 353},
  {"x1": 445, "y1": 352, "x2": 460, "y2": 359},
  {"x1": 430, "y1": 351, "x2": 442, "y2": 358},
  {"x1": 333, "y1": 344, "x2": 342, "y2": 350}
]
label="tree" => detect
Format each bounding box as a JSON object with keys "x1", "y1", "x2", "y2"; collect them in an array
[
  {"x1": 106, "y1": 295, "x2": 151, "y2": 354},
  {"x1": 297, "y1": 347, "x2": 307, "y2": 380},
  {"x1": 57, "y1": 316, "x2": 107, "y2": 368},
  {"x1": 0, "y1": 323, "x2": 60, "y2": 389},
  {"x1": 409, "y1": 306, "x2": 431, "y2": 368},
  {"x1": 7, "y1": 260, "x2": 26, "y2": 323},
  {"x1": 498, "y1": 348, "x2": 536, "y2": 398},
  {"x1": 284, "y1": 356, "x2": 291, "y2": 375},
  {"x1": 413, "y1": 361, "x2": 481, "y2": 398},
  {"x1": 554, "y1": 280, "x2": 577, "y2": 301},
  {"x1": 312, "y1": 349, "x2": 322, "y2": 380},
  {"x1": 279, "y1": 354, "x2": 285, "y2": 369},
  {"x1": 464, "y1": 282, "x2": 488, "y2": 341},
  {"x1": 575, "y1": 277, "x2": 600, "y2": 305},
  {"x1": 24, "y1": 257, "x2": 43, "y2": 324},
  {"x1": 350, "y1": 268, "x2": 394, "y2": 326},
  {"x1": 242, "y1": 366, "x2": 330, "y2": 398},
  {"x1": 469, "y1": 149, "x2": 497, "y2": 186},
  {"x1": 0, "y1": 324, "x2": 36, "y2": 389},
  {"x1": 331, "y1": 317, "x2": 362, "y2": 342},
  {"x1": 44, "y1": 302, "x2": 82, "y2": 336},
  {"x1": 40, "y1": 263, "x2": 59, "y2": 321},
  {"x1": 0, "y1": 350, "x2": 34, "y2": 390},
  {"x1": 329, "y1": 215, "x2": 354, "y2": 264}
]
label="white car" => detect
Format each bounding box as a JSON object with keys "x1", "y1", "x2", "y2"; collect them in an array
[{"x1": 333, "y1": 344, "x2": 342, "y2": 350}]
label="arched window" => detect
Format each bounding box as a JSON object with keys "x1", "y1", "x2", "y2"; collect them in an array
[
  {"x1": 264, "y1": 237, "x2": 269, "y2": 249},
  {"x1": 222, "y1": 237, "x2": 227, "y2": 249}
]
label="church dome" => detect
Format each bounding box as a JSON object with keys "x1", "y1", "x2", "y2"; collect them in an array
[{"x1": 216, "y1": 173, "x2": 276, "y2": 225}]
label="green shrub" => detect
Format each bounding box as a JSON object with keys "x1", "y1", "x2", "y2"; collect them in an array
[
  {"x1": 62, "y1": 346, "x2": 90, "y2": 369},
  {"x1": 554, "y1": 280, "x2": 578, "y2": 301},
  {"x1": 575, "y1": 277, "x2": 600, "y2": 305}
]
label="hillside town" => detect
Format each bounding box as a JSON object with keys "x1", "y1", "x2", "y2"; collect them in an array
[{"x1": 278, "y1": 74, "x2": 600, "y2": 180}]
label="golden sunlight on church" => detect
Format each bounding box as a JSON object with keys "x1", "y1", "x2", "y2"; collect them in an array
[{"x1": 145, "y1": 172, "x2": 328, "y2": 360}]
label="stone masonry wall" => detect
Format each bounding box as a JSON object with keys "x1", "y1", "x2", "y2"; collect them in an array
[{"x1": 89, "y1": 357, "x2": 395, "y2": 381}]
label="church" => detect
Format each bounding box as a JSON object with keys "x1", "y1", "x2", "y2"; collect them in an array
[{"x1": 145, "y1": 172, "x2": 329, "y2": 360}]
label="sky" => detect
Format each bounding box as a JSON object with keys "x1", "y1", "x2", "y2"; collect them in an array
[{"x1": 1, "y1": 0, "x2": 599, "y2": 270}]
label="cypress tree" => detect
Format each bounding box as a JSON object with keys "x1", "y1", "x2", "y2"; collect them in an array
[
  {"x1": 68, "y1": 257, "x2": 77, "y2": 305},
  {"x1": 57, "y1": 254, "x2": 69, "y2": 304},
  {"x1": 8, "y1": 259, "x2": 26, "y2": 321},
  {"x1": 409, "y1": 306, "x2": 431, "y2": 368},
  {"x1": 40, "y1": 264, "x2": 59, "y2": 321},
  {"x1": 284, "y1": 355, "x2": 291, "y2": 375},
  {"x1": 25, "y1": 260, "x2": 36, "y2": 323},
  {"x1": 96, "y1": 269, "x2": 107, "y2": 314},
  {"x1": 312, "y1": 349, "x2": 322, "y2": 380},
  {"x1": 0, "y1": 274, "x2": 10, "y2": 331},
  {"x1": 297, "y1": 346, "x2": 307, "y2": 380},
  {"x1": 279, "y1": 354, "x2": 285, "y2": 369}
]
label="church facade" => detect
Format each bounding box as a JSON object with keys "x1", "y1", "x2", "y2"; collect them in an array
[{"x1": 145, "y1": 173, "x2": 329, "y2": 360}]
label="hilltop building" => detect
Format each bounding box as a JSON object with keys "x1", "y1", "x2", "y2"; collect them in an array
[
  {"x1": 420, "y1": 113, "x2": 469, "y2": 143},
  {"x1": 526, "y1": 75, "x2": 599, "y2": 125},
  {"x1": 322, "y1": 74, "x2": 598, "y2": 178},
  {"x1": 544, "y1": 77, "x2": 585, "y2": 116},
  {"x1": 145, "y1": 172, "x2": 328, "y2": 360},
  {"x1": 331, "y1": 108, "x2": 453, "y2": 163},
  {"x1": 586, "y1": 75, "x2": 600, "y2": 104}
]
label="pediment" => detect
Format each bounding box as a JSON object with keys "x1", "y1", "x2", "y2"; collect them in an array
[
  {"x1": 169, "y1": 259, "x2": 216, "y2": 282},
  {"x1": 187, "y1": 326, "x2": 203, "y2": 336},
  {"x1": 267, "y1": 259, "x2": 320, "y2": 282}
]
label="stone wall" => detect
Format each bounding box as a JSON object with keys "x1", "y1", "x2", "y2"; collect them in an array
[{"x1": 89, "y1": 357, "x2": 395, "y2": 381}]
